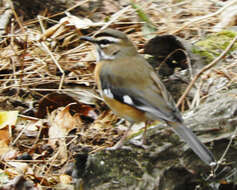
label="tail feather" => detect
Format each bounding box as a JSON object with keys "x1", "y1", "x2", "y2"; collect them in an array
[{"x1": 167, "y1": 121, "x2": 216, "y2": 166}]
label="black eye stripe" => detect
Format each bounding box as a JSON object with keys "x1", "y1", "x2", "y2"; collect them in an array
[{"x1": 98, "y1": 39, "x2": 113, "y2": 45}]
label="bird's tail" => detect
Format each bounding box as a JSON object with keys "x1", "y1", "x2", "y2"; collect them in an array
[{"x1": 167, "y1": 121, "x2": 216, "y2": 166}]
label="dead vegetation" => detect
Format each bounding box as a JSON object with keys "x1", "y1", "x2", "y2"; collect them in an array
[{"x1": 0, "y1": 0, "x2": 237, "y2": 189}]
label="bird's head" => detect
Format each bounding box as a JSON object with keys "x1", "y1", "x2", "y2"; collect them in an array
[{"x1": 80, "y1": 29, "x2": 137, "y2": 61}]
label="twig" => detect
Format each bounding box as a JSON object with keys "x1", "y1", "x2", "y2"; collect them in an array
[
  {"x1": 18, "y1": 114, "x2": 39, "y2": 121},
  {"x1": 215, "y1": 126, "x2": 237, "y2": 172},
  {"x1": 7, "y1": 0, "x2": 25, "y2": 32},
  {"x1": 37, "y1": 15, "x2": 46, "y2": 34},
  {"x1": 5, "y1": 160, "x2": 49, "y2": 163},
  {"x1": 205, "y1": 125, "x2": 237, "y2": 181},
  {"x1": 173, "y1": 0, "x2": 237, "y2": 34},
  {"x1": 11, "y1": 123, "x2": 28, "y2": 146},
  {"x1": 177, "y1": 35, "x2": 237, "y2": 107},
  {"x1": 95, "y1": 6, "x2": 132, "y2": 35},
  {"x1": 41, "y1": 42, "x2": 65, "y2": 90},
  {"x1": 23, "y1": 0, "x2": 90, "y2": 26}
]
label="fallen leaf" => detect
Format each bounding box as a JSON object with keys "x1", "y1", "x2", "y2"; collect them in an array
[
  {"x1": 40, "y1": 23, "x2": 62, "y2": 40},
  {"x1": 37, "y1": 92, "x2": 97, "y2": 119},
  {"x1": 59, "y1": 174, "x2": 72, "y2": 184},
  {"x1": 0, "y1": 111, "x2": 18, "y2": 129},
  {"x1": 7, "y1": 162, "x2": 28, "y2": 173},
  {"x1": 61, "y1": 12, "x2": 104, "y2": 29},
  {"x1": 0, "y1": 127, "x2": 11, "y2": 156},
  {"x1": 40, "y1": 13, "x2": 104, "y2": 41},
  {"x1": 48, "y1": 103, "x2": 82, "y2": 164}
]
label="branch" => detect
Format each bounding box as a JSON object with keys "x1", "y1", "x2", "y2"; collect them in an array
[{"x1": 177, "y1": 35, "x2": 237, "y2": 107}]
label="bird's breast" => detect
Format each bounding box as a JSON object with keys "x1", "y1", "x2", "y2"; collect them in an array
[{"x1": 103, "y1": 95, "x2": 147, "y2": 123}]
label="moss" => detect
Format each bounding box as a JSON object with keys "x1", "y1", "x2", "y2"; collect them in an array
[
  {"x1": 217, "y1": 30, "x2": 237, "y2": 38},
  {"x1": 84, "y1": 149, "x2": 148, "y2": 188},
  {"x1": 193, "y1": 30, "x2": 237, "y2": 63},
  {"x1": 192, "y1": 46, "x2": 215, "y2": 63}
]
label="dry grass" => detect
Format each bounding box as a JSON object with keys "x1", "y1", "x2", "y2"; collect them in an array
[{"x1": 0, "y1": 0, "x2": 236, "y2": 188}]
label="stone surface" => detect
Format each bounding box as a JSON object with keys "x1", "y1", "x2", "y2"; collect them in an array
[{"x1": 78, "y1": 89, "x2": 237, "y2": 190}]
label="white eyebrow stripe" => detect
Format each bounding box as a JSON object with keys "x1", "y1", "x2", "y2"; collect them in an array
[
  {"x1": 97, "y1": 36, "x2": 121, "y2": 43},
  {"x1": 100, "y1": 44, "x2": 110, "y2": 48}
]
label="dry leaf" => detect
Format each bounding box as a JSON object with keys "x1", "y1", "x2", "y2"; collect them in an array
[
  {"x1": 1, "y1": 149, "x2": 18, "y2": 161},
  {"x1": 23, "y1": 120, "x2": 44, "y2": 137},
  {"x1": 0, "y1": 125, "x2": 12, "y2": 157},
  {"x1": 37, "y1": 92, "x2": 96, "y2": 119},
  {"x1": 40, "y1": 13, "x2": 104, "y2": 41},
  {"x1": 48, "y1": 103, "x2": 82, "y2": 163},
  {"x1": 0, "y1": 111, "x2": 18, "y2": 129},
  {"x1": 48, "y1": 103, "x2": 81, "y2": 146},
  {"x1": 7, "y1": 162, "x2": 29, "y2": 173},
  {"x1": 40, "y1": 23, "x2": 62, "y2": 40},
  {"x1": 92, "y1": 111, "x2": 117, "y2": 128},
  {"x1": 61, "y1": 12, "x2": 104, "y2": 29},
  {"x1": 59, "y1": 174, "x2": 72, "y2": 184},
  {"x1": 0, "y1": 130, "x2": 10, "y2": 156}
]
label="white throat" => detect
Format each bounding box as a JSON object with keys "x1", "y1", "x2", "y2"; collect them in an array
[{"x1": 96, "y1": 46, "x2": 115, "y2": 61}]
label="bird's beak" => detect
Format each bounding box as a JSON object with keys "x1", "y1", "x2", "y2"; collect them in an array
[{"x1": 80, "y1": 36, "x2": 97, "y2": 44}]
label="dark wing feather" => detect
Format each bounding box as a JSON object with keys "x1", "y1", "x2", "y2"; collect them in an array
[{"x1": 99, "y1": 62, "x2": 182, "y2": 123}]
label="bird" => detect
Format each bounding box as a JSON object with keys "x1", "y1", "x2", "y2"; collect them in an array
[{"x1": 80, "y1": 29, "x2": 216, "y2": 166}]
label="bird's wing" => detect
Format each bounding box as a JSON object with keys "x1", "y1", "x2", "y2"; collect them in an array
[
  {"x1": 99, "y1": 56, "x2": 182, "y2": 122},
  {"x1": 99, "y1": 57, "x2": 216, "y2": 166}
]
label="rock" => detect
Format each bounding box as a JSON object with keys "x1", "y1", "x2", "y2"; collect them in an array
[{"x1": 76, "y1": 89, "x2": 237, "y2": 190}]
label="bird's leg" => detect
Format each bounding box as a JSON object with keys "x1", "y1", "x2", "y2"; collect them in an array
[
  {"x1": 142, "y1": 121, "x2": 151, "y2": 145},
  {"x1": 142, "y1": 121, "x2": 148, "y2": 145},
  {"x1": 106, "y1": 122, "x2": 133, "y2": 150}
]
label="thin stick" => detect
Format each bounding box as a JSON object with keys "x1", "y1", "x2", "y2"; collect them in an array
[
  {"x1": 177, "y1": 35, "x2": 237, "y2": 107},
  {"x1": 216, "y1": 126, "x2": 237, "y2": 167},
  {"x1": 7, "y1": 0, "x2": 25, "y2": 32},
  {"x1": 41, "y1": 42, "x2": 65, "y2": 90},
  {"x1": 95, "y1": 6, "x2": 131, "y2": 35},
  {"x1": 173, "y1": 0, "x2": 237, "y2": 34},
  {"x1": 206, "y1": 125, "x2": 237, "y2": 180}
]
